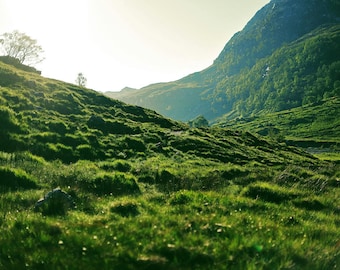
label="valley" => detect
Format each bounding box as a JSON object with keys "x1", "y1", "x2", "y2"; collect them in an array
[{"x1": 0, "y1": 0, "x2": 339, "y2": 268}]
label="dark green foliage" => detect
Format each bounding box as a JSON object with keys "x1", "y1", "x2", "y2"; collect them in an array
[
  {"x1": 99, "y1": 160, "x2": 131, "y2": 172},
  {"x1": 155, "y1": 245, "x2": 213, "y2": 268},
  {"x1": 110, "y1": 201, "x2": 140, "y2": 217},
  {"x1": 169, "y1": 191, "x2": 193, "y2": 205},
  {"x1": 87, "y1": 115, "x2": 141, "y2": 134},
  {"x1": 47, "y1": 121, "x2": 68, "y2": 134},
  {"x1": 0, "y1": 67, "x2": 24, "y2": 87},
  {"x1": 75, "y1": 144, "x2": 96, "y2": 160},
  {"x1": 188, "y1": 115, "x2": 209, "y2": 128},
  {"x1": 44, "y1": 143, "x2": 76, "y2": 163},
  {"x1": 293, "y1": 198, "x2": 326, "y2": 211},
  {"x1": 0, "y1": 106, "x2": 21, "y2": 133},
  {"x1": 0, "y1": 166, "x2": 38, "y2": 192},
  {"x1": 62, "y1": 133, "x2": 88, "y2": 148},
  {"x1": 156, "y1": 169, "x2": 181, "y2": 192},
  {"x1": 124, "y1": 136, "x2": 146, "y2": 152},
  {"x1": 80, "y1": 172, "x2": 140, "y2": 196},
  {"x1": 243, "y1": 182, "x2": 299, "y2": 204}
]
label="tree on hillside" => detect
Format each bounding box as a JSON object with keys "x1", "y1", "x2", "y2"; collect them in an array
[
  {"x1": 0, "y1": 30, "x2": 44, "y2": 66},
  {"x1": 76, "y1": 73, "x2": 87, "y2": 87},
  {"x1": 188, "y1": 115, "x2": 209, "y2": 128}
]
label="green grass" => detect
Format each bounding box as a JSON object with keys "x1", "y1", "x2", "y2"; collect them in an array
[
  {"x1": 313, "y1": 152, "x2": 340, "y2": 162},
  {"x1": 0, "y1": 152, "x2": 339, "y2": 269},
  {"x1": 216, "y1": 97, "x2": 340, "y2": 159},
  {"x1": 0, "y1": 57, "x2": 339, "y2": 269}
]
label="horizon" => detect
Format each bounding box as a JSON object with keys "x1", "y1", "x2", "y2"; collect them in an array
[{"x1": 0, "y1": 0, "x2": 269, "y2": 92}]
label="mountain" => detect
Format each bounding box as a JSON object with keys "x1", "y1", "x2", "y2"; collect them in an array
[
  {"x1": 0, "y1": 56, "x2": 339, "y2": 269},
  {"x1": 106, "y1": 0, "x2": 340, "y2": 123}
]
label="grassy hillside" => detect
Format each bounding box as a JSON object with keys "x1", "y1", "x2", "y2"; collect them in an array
[
  {"x1": 215, "y1": 97, "x2": 340, "y2": 162},
  {"x1": 0, "y1": 60, "x2": 339, "y2": 269}
]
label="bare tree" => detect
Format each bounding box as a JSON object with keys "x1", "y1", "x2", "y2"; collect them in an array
[
  {"x1": 76, "y1": 73, "x2": 87, "y2": 87},
  {"x1": 0, "y1": 30, "x2": 44, "y2": 66}
]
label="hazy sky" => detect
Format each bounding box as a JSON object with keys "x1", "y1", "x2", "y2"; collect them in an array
[{"x1": 0, "y1": 0, "x2": 269, "y2": 92}]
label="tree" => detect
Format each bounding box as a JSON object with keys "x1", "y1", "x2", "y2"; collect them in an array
[
  {"x1": 76, "y1": 73, "x2": 87, "y2": 87},
  {"x1": 188, "y1": 115, "x2": 209, "y2": 128},
  {"x1": 0, "y1": 30, "x2": 44, "y2": 66}
]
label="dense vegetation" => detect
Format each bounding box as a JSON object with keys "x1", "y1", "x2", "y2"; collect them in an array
[
  {"x1": 214, "y1": 25, "x2": 340, "y2": 118},
  {"x1": 107, "y1": 0, "x2": 340, "y2": 124},
  {"x1": 0, "y1": 55, "x2": 339, "y2": 269}
]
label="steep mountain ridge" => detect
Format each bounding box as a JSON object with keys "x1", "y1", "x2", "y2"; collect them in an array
[{"x1": 106, "y1": 0, "x2": 340, "y2": 123}]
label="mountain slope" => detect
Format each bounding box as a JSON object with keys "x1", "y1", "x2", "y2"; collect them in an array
[
  {"x1": 217, "y1": 97, "x2": 340, "y2": 151},
  {"x1": 0, "y1": 58, "x2": 318, "y2": 167},
  {"x1": 215, "y1": 24, "x2": 340, "y2": 118},
  {"x1": 0, "y1": 58, "x2": 339, "y2": 269},
  {"x1": 106, "y1": 0, "x2": 340, "y2": 123}
]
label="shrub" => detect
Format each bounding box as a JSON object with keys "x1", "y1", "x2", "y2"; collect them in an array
[{"x1": 0, "y1": 166, "x2": 38, "y2": 192}]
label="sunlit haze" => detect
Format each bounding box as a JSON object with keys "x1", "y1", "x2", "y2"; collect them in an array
[{"x1": 0, "y1": 0, "x2": 269, "y2": 92}]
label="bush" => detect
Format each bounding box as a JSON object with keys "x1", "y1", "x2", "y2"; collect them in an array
[{"x1": 0, "y1": 166, "x2": 38, "y2": 192}]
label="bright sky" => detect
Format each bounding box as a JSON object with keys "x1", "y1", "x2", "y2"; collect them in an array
[{"x1": 0, "y1": 0, "x2": 269, "y2": 92}]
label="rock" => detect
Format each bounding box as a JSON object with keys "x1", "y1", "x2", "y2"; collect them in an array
[{"x1": 34, "y1": 188, "x2": 75, "y2": 215}]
